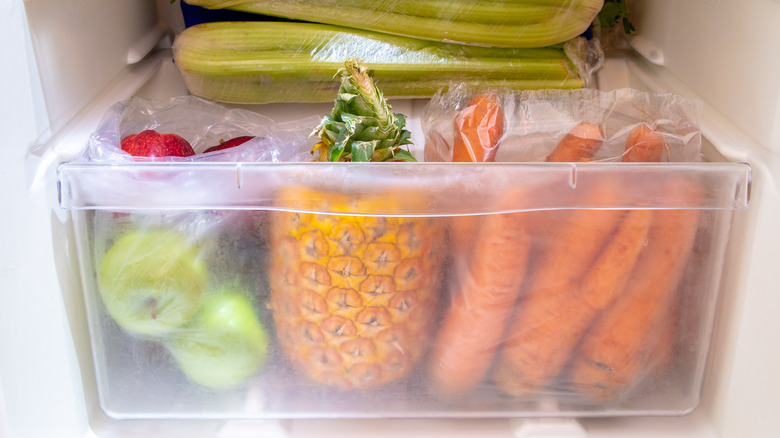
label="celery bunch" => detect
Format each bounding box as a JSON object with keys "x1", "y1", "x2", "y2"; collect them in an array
[
  {"x1": 172, "y1": 22, "x2": 584, "y2": 104},
  {"x1": 184, "y1": 0, "x2": 604, "y2": 49}
]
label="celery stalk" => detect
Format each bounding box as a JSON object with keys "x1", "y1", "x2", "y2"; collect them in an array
[
  {"x1": 180, "y1": 56, "x2": 577, "y2": 80},
  {"x1": 334, "y1": 0, "x2": 565, "y2": 25},
  {"x1": 172, "y1": 22, "x2": 585, "y2": 104},
  {"x1": 177, "y1": 76, "x2": 584, "y2": 104},
  {"x1": 184, "y1": 0, "x2": 603, "y2": 48},
  {"x1": 179, "y1": 22, "x2": 573, "y2": 61}
]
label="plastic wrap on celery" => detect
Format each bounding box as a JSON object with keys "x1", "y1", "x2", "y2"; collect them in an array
[
  {"x1": 172, "y1": 22, "x2": 588, "y2": 104},
  {"x1": 182, "y1": 0, "x2": 604, "y2": 49}
]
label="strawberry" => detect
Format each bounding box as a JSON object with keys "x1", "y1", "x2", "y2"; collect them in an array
[
  {"x1": 121, "y1": 130, "x2": 195, "y2": 158},
  {"x1": 203, "y1": 136, "x2": 255, "y2": 153}
]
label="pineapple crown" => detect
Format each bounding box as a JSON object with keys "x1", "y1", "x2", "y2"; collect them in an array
[{"x1": 312, "y1": 58, "x2": 415, "y2": 162}]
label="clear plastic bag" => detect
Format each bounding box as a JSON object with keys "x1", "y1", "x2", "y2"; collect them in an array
[
  {"x1": 80, "y1": 95, "x2": 316, "y2": 163},
  {"x1": 420, "y1": 86, "x2": 717, "y2": 406},
  {"x1": 88, "y1": 207, "x2": 274, "y2": 392},
  {"x1": 423, "y1": 86, "x2": 703, "y2": 163},
  {"x1": 171, "y1": 21, "x2": 597, "y2": 104},
  {"x1": 181, "y1": 0, "x2": 603, "y2": 49}
]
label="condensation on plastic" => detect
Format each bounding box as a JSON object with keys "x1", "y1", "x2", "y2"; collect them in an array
[
  {"x1": 423, "y1": 86, "x2": 703, "y2": 163},
  {"x1": 414, "y1": 86, "x2": 745, "y2": 411},
  {"x1": 59, "y1": 161, "x2": 751, "y2": 213},
  {"x1": 182, "y1": 0, "x2": 604, "y2": 49},
  {"x1": 58, "y1": 93, "x2": 751, "y2": 419},
  {"x1": 171, "y1": 21, "x2": 599, "y2": 104},
  {"x1": 85, "y1": 208, "x2": 273, "y2": 395},
  {"x1": 428, "y1": 185, "x2": 723, "y2": 409}
]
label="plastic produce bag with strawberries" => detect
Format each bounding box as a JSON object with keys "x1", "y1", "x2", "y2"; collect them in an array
[{"x1": 81, "y1": 95, "x2": 316, "y2": 163}]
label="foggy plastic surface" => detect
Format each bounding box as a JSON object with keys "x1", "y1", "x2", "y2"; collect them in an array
[
  {"x1": 56, "y1": 92, "x2": 750, "y2": 419},
  {"x1": 59, "y1": 160, "x2": 749, "y2": 419}
]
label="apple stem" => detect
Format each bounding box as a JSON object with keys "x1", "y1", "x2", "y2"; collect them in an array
[{"x1": 146, "y1": 298, "x2": 158, "y2": 320}]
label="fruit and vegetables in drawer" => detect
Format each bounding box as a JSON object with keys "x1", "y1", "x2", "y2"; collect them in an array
[{"x1": 58, "y1": 57, "x2": 750, "y2": 418}]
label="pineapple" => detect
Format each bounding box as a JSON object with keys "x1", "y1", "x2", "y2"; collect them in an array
[{"x1": 268, "y1": 59, "x2": 444, "y2": 390}]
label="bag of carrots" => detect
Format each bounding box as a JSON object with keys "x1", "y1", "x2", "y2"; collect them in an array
[
  {"x1": 422, "y1": 86, "x2": 708, "y2": 405},
  {"x1": 423, "y1": 85, "x2": 702, "y2": 163}
]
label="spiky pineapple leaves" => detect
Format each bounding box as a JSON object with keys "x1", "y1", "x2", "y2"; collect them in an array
[{"x1": 312, "y1": 58, "x2": 415, "y2": 162}]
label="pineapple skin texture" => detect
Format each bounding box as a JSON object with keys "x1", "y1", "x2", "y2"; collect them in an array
[{"x1": 269, "y1": 190, "x2": 445, "y2": 390}]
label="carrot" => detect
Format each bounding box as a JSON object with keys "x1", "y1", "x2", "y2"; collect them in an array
[
  {"x1": 429, "y1": 188, "x2": 533, "y2": 398},
  {"x1": 429, "y1": 118, "x2": 605, "y2": 398},
  {"x1": 516, "y1": 122, "x2": 606, "y2": 263},
  {"x1": 451, "y1": 93, "x2": 504, "y2": 163},
  {"x1": 493, "y1": 206, "x2": 653, "y2": 396},
  {"x1": 430, "y1": 93, "x2": 522, "y2": 398},
  {"x1": 545, "y1": 122, "x2": 604, "y2": 162},
  {"x1": 617, "y1": 121, "x2": 675, "y2": 380},
  {"x1": 448, "y1": 93, "x2": 504, "y2": 272},
  {"x1": 568, "y1": 183, "x2": 701, "y2": 402},
  {"x1": 485, "y1": 121, "x2": 616, "y2": 396},
  {"x1": 622, "y1": 122, "x2": 676, "y2": 381},
  {"x1": 492, "y1": 121, "x2": 672, "y2": 397},
  {"x1": 566, "y1": 124, "x2": 701, "y2": 401},
  {"x1": 623, "y1": 123, "x2": 665, "y2": 162}
]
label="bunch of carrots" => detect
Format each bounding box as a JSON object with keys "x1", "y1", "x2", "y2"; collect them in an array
[{"x1": 427, "y1": 94, "x2": 702, "y2": 403}]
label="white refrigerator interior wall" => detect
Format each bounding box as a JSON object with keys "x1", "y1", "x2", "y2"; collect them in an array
[
  {"x1": 22, "y1": 0, "x2": 164, "y2": 136},
  {"x1": 632, "y1": 0, "x2": 780, "y2": 154},
  {"x1": 1, "y1": 2, "x2": 89, "y2": 438},
  {"x1": 628, "y1": 1, "x2": 780, "y2": 437}
]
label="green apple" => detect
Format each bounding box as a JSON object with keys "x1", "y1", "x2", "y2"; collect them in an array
[
  {"x1": 98, "y1": 228, "x2": 208, "y2": 336},
  {"x1": 164, "y1": 288, "x2": 270, "y2": 388}
]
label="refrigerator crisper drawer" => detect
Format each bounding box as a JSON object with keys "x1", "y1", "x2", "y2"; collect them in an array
[{"x1": 57, "y1": 160, "x2": 750, "y2": 420}]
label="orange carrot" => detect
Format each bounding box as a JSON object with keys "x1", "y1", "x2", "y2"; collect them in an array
[
  {"x1": 486, "y1": 121, "x2": 617, "y2": 396},
  {"x1": 619, "y1": 122, "x2": 676, "y2": 381},
  {"x1": 545, "y1": 122, "x2": 604, "y2": 162},
  {"x1": 623, "y1": 123, "x2": 665, "y2": 162},
  {"x1": 429, "y1": 118, "x2": 605, "y2": 398},
  {"x1": 429, "y1": 188, "x2": 533, "y2": 398},
  {"x1": 493, "y1": 206, "x2": 653, "y2": 396},
  {"x1": 451, "y1": 93, "x2": 504, "y2": 162},
  {"x1": 493, "y1": 121, "x2": 673, "y2": 397},
  {"x1": 566, "y1": 124, "x2": 701, "y2": 401},
  {"x1": 568, "y1": 182, "x2": 701, "y2": 402},
  {"x1": 448, "y1": 93, "x2": 504, "y2": 272},
  {"x1": 430, "y1": 93, "x2": 523, "y2": 398}
]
